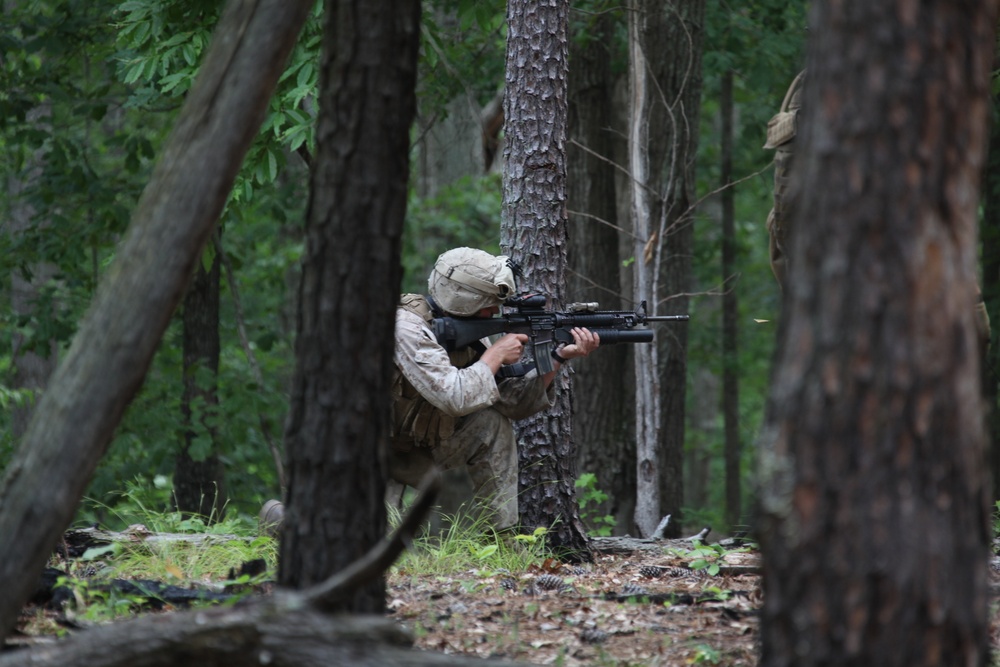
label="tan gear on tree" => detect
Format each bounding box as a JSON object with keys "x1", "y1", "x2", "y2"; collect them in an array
[
  {"x1": 428, "y1": 247, "x2": 517, "y2": 316},
  {"x1": 764, "y1": 70, "x2": 805, "y2": 289}
]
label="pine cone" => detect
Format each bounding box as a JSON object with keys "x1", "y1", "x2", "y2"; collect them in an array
[
  {"x1": 639, "y1": 564, "x2": 690, "y2": 579},
  {"x1": 620, "y1": 583, "x2": 650, "y2": 597},
  {"x1": 638, "y1": 565, "x2": 667, "y2": 578},
  {"x1": 535, "y1": 574, "x2": 565, "y2": 591},
  {"x1": 580, "y1": 628, "x2": 609, "y2": 644}
]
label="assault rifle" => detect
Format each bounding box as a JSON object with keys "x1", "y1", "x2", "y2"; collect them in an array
[{"x1": 431, "y1": 293, "x2": 689, "y2": 377}]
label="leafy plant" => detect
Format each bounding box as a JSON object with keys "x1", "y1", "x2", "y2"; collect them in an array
[
  {"x1": 53, "y1": 573, "x2": 193, "y2": 624},
  {"x1": 669, "y1": 540, "x2": 753, "y2": 578},
  {"x1": 574, "y1": 473, "x2": 616, "y2": 537},
  {"x1": 688, "y1": 643, "x2": 722, "y2": 664},
  {"x1": 992, "y1": 500, "x2": 1000, "y2": 540},
  {"x1": 390, "y1": 504, "x2": 550, "y2": 576}
]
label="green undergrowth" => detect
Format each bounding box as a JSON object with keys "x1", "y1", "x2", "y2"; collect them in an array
[
  {"x1": 72, "y1": 481, "x2": 274, "y2": 584},
  {"x1": 390, "y1": 504, "x2": 551, "y2": 577},
  {"x1": 51, "y1": 470, "x2": 563, "y2": 623},
  {"x1": 61, "y1": 494, "x2": 551, "y2": 611}
]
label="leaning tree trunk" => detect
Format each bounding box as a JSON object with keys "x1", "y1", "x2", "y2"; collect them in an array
[
  {"x1": 0, "y1": 0, "x2": 313, "y2": 642},
  {"x1": 278, "y1": 0, "x2": 420, "y2": 613},
  {"x1": 566, "y1": 10, "x2": 637, "y2": 536},
  {"x1": 501, "y1": 0, "x2": 590, "y2": 559},
  {"x1": 758, "y1": 1, "x2": 998, "y2": 665}
]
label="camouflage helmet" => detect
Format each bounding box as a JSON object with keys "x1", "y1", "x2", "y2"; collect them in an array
[{"x1": 428, "y1": 247, "x2": 517, "y2": 316}]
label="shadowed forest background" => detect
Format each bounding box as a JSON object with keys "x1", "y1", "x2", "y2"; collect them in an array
[
  {"x1": 0, "y1": 0, "x2": 809, "y2": 538},
  {"x1": 4, "y1": 1, "x2": 1000, "y2": 665}
]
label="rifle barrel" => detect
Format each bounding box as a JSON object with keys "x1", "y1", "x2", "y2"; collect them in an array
[{"x1": 645, "y1": 315, "x2": 690, "y2": 321}]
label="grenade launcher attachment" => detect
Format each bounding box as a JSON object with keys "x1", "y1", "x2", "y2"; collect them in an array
[{"x1": 431, "y1": 293, "x2": 689, "y2": 377}]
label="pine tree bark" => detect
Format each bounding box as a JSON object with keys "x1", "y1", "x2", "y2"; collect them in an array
[
  {"x1": 501, "y1": 0, "x2": 590, "y2": 559},
  {"x1": 278, "y1": 0, "x2": 421, "y2": 611},
  {"x1": 759, "y1": 1, "x2": 998, "y2": 664}
]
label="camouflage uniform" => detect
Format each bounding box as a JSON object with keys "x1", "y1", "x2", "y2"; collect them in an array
[{"x1": 390, "y1": 295, "x2": 554, "y2": 531}]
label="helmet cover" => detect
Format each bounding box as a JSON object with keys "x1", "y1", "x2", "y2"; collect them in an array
[{"x1": 428, "y1": 247, "x2": 517, "y2": 316}]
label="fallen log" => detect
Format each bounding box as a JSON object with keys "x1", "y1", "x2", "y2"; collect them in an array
[
  {"x1": 30, "y1": 567, "x2": 237, "y2": 611},
  {"x1": 57, "y1": 526, "x2": 251, "y2": 559},
  {"x1": 1, "y1": 600, "x2": 526, "y2": 667}
]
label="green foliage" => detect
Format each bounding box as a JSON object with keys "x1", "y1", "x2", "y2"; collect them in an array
[
  {"x1": 73, "y1": 476, "x2": 277, "y2": 587},
  {"x1": 993, "y1": 500, "x2": 1000, "y2": 539},
  {"x1": 401, "y1": 173, "x2": 503, "y2": 293},
  {"x1": 574, "y1": 473, "x2": 616, "y2": 537},
  {"x1": 418, "y1": 0, "x2": 507, "y2": 119},
  {"x1": 689, "y1": 643, "x2": 723, "y2": 665},
  {"x1": 668, "y1": 541, "x2": 754, "y2": 578},
  {"x1": 52, "y1": 500, "x2": 276, "y2": 623},
  {"x1": 54, "y1": 575, "x2": 152, "y2": 623},
  {"x1": 391, "y1": 504, "x2": 550, "y2": 576},
  {"x1": 0, "y1": 0, "x2": 814, "y2": 538}
]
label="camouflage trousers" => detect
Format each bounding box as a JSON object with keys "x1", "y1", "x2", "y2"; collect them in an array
[{"x1": 390, "y1": 407, "x2": 518, "y2": 531}]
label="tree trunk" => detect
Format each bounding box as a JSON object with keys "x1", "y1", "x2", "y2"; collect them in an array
[
  {"x1": 501, "y1": 0, "x2": 590, "y2": 559},
  {"x1": 982, "y1": 81, "x2": 1000, "y2": 504},
  {"x1": 0, "y1": 0, "x2": 313, "y2": 641},
  {"x1": 758, "y1": 1, "x2": 998, "y2": 664},
  {"x1": 6, "y1": 105, "x2": 58, "y2": 438},
  {"x1": 278, "y1": 0, "x2": 420, "y2": 612},
  {"x1": 628, "y1": 0, "x2": 704, "y2": 538},
  {"x1": 174, "y1": 245, "x2": 226, "y2": 521},
  {"x1": 566, "y1": 11, "x2": 636, "y2": 536},
  {"x1": 720, "y1": 69, "x2": 741, "y2": 530}
]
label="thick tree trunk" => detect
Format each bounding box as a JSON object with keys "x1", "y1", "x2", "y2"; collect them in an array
[
  {"x1": 501, "y1": 0, "x2": 590, "y2": 559},
  {"x1": 278, "y1": 0, "x2": 420, "y2": 612},
  {"x1": 175, "y1": 246, "x2": 226, "y2": 521},
  {"x1": 566, "y1": 12, "x2": 636, "y2": 536},
  {"x1": 982, "y1": 85, "x2": 1000, "y2": 503},
  {"x1": 0, "y1": 0, "x2": 313, "y2": 641},
  {"x1": 759, "y1": 1, "x2": 998, "y2": 665}
]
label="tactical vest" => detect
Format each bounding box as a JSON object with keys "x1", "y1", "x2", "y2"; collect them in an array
[{"x1": 391, "y1": 294, "x2": 483, "y2": 449}]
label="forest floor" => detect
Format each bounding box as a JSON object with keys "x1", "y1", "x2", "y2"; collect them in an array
[
  {"x1": 13, "y1": 533, "x2": 1000, "y2": 666},
  {"x1": 386, "y1": 534, "x2": 764, "y2": 666}
]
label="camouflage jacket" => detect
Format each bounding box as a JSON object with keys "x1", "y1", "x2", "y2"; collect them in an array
[{"x1": 391, "y1": 294, "x2": 554, "y2": 448}]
